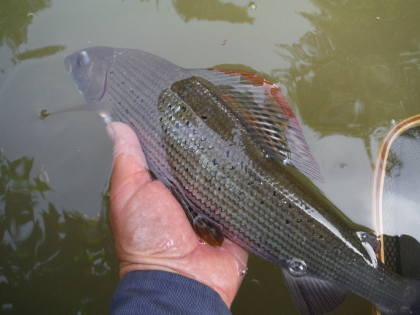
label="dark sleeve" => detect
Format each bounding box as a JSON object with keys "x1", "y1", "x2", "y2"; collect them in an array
[{"x1": 110, "y1": 270, "x2": 232, "y2": 315}]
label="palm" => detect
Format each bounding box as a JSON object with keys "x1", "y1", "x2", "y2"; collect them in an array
[{"x1": 108, "y1": 122, "x2": 248, "y2": 307}]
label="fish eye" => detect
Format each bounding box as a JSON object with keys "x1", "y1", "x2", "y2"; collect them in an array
[{"x1": 76, "y1": 51, "x2": 90, "y2": 67}]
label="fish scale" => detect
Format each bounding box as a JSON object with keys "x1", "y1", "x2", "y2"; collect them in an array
[
  {"x1": 65, "y1": 47, "x2": 420, "y2": 314},
  {"x1": 159, "y1": 83, "x2": 341, "y2": 259}
]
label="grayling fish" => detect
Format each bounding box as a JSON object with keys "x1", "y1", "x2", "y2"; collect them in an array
[{"x1": 64, "y1": 47, "x2": 420, "y2": 315}]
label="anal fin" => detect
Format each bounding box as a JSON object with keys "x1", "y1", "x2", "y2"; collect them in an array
[{"x1": 282, "y1": 269, "x2": 346, "y2": 315}]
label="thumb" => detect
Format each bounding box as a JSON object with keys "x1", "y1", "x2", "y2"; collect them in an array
[{"x1": 107, "y1": 122, "x2": 152, "y2": 210}]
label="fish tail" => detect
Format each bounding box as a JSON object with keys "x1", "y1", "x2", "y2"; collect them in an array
[
  {"x1": 404, "y1": 280, "x2": 420, "y2": 314},
  {"x1": 378, "y1": 279, "x2": 420, "y2": 315}
]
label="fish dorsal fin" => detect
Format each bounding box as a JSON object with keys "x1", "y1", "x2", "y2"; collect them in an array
[
  {"x1": 193, "y1": 68, "x2": 322, "y2": 182},
  {"x1": 282, "y1": 269, "x2": 346, "y2": 315}
]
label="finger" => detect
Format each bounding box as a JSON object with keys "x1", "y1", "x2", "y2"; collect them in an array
[
  {"x1": 221, "y1": 239, "x2": 248, "y2": 268},
  {"x1": 107, "y1": 122, "x2": 152, "y2": 209},
  {"x1": 107, "y1": 122, "x2": 148, "y2": 168}
]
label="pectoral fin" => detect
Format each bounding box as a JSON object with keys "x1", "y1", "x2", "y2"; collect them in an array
[
  {"x1": 180, "y1": 198, "x2": 224, "y2": 246},
  {"x1": 192, "y1": 214, "x2": 224, "y2": 246},
  {"x1": 168, "y1": 180, "x2": 224, "y2": 246},
  {"x1": 282, "y1": 269, "x2": 346, "y2": 315}
]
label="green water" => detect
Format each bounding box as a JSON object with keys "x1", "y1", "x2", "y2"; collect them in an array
[{"x1": 0, "y1": 0, "x2": 419, "y2": 314}]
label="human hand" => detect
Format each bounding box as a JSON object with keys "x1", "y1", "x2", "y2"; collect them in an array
[{"x1": 107, "y1": 122, "x2": 248, "y2": 307}]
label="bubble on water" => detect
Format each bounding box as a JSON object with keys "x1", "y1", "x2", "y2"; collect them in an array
[
  {"x1": 248, "y1": 2, "x2": 257, "y2": 10},
  {"x1": 287, "y1": 258, "x2": 307, "y2": 277},
  {"x1": 39, "y1": 109, "x2": 50, "y2": 120},
  {"x1": 239, "y1": 267, "x2": 248, "y2": 277},
  {"x1": 250, "y1": 278, "x2": 261, "y2": 286}
]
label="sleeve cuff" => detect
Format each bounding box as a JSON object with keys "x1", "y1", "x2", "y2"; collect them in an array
[{"x1": 110, "y1": 270, "x2": 231, "y2": 315}]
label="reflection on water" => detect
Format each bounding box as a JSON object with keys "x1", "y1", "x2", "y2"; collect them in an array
[
  {"x1": 0, "y1": 153, "x2": 118, "y2": 314},
  {"x1": 0, "y1": 0, "x2": 51, "y2": 52},
  {"x1": 275, "y1": 0, "x2": 420, "y2": 160},
  {"x1": 173, "y1": 0, "x2": 254, "y2": 24},
  {"x1": 0, "y1": 0, "x2": 420, "y2": 314},
  {"x1": 14, "y1": 45, "x2": 66, "y2": 62},
  {"x1": 0, "y1": 0, "x2": 65, "y2": 83}
]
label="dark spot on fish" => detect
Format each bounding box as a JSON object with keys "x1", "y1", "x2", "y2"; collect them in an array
[
  {"x1": 185, "y1": 167, "x2": 189, "y2": 172},
  {"x1": 285, "y1": 219, "x2": 290, "y2": 224},
  {"x1": 201, "y1": 115, "x2": 208, "y2": 120},
  {"x1": 181, "y1": 106, "x2": 186, "y2": 112},
  {"x1": 288, "y1": 203, "x2": 292, "y2": 209},
  {"x1": 186, "y1": 121, "x2": 190, "y2": 127},
  {"x1": 273, "y1": 191, "x2": 276, "y2": 196}
]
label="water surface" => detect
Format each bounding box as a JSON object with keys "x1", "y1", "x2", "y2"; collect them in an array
[{"x1": 1, "y1": 0, "x2": 419, "y2": 314}]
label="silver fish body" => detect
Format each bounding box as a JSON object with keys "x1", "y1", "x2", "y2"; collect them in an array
[{"x1": 65, "y1": 47, "x2": 420, "y2": 315}]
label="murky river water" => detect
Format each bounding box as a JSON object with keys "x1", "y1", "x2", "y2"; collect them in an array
[{"x1": 1, "y1": 0, "x2": 419, "y2": 314}]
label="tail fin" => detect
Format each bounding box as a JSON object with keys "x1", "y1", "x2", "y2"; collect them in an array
[
  {"x1": 377, "y1": 280, "x2": 420, "y2": 315},
  {"x1": 404, "y1": 280, "x2": 420, "y2": 315}
]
